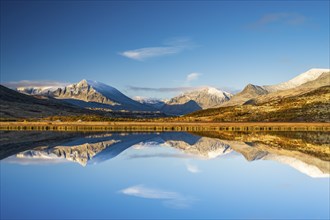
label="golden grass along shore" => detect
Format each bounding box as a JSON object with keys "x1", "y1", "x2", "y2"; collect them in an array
[{"x1": 0, "y1": 121, "x2": 329, "y2": 132}]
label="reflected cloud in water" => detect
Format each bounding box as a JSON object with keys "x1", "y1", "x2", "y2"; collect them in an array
[
  {"x1": 186, "y1": 162, "x2": 201, "y2": 173},
  {"x1": 119, "y1": 185, "x2": 195, "y2": 209}
]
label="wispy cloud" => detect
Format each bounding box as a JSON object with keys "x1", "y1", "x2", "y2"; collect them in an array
[
  {"x1": 120, "y1": 47, "x2": 180, "y2": 61},
  {"x1": 119, "y1": 38, "x2": 195, "y2": 61},
  {"x1": 127, "y1": 86, "x2": 198, "y2": 93},
  {"x1": 119, "y1": 185, "x2": 195, "y2": 209},
  {"x1": 249, "y1": 12, "x2": 306, "y2": 28},
  {"x1": 1, "y1": 80, "x2": 69, "y2": 88},
  {"x1": 186, "y1": 72, "x2": 201, "y2": 82}
]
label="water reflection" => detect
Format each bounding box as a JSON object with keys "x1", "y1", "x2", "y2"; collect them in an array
[{"x1": 1, "y1": 131, "x2": 329, "y2": 178}]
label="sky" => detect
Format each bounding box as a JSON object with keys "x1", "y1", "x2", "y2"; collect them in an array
[{"x1": 1, "y1": 0, "x2": 329, "y2": 98}]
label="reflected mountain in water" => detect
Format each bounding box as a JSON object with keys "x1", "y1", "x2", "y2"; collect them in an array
[
  {"x1": 16, "y1": 139, "x2": 120, "y2": 166},
  {"x1": 218, "y1": 139, "x2": 329, "y2": 178},
  {"x1": 1, "y1": 131, "x2": 329, "y2": 178}
]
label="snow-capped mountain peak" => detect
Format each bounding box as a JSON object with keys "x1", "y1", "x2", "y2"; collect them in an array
[{"x1": 53, "y1": 79, "x2": 156, "y2": 111}]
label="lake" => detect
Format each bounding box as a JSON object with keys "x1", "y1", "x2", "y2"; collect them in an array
[{"x1": 1, "y1": 130, "x2": 329, "y2": 219}]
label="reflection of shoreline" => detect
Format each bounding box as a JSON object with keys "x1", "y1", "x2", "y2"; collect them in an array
[
  {"x1": 1, "y1": 121, "x2": 329, "y2": 132},
  {"x1": 2, "y1": 131, "x2": 329, "y2": 178}
]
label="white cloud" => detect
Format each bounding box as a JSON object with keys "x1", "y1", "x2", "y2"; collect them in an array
[
  {"x1": 186, "y1": 72, "x2": 201, "y2": 82},
  {"x1": 119, "y1": 38, "x2": 195, "y2": 61},
  {"x1": 186, "y1": 163, "x2": 201, "y2": 173},
  {"x1": 120, "y1": 47, "x2": 180, "y2": 61},
  {"x1": 119, "y1": 185, "x2": 195, "y2": 209},
  {"x1": 2, "y1": 80, "x2": 69, "y2": 89},
  {"x1": 128, "y1": 86, "x2": 198, "y2": 93}
]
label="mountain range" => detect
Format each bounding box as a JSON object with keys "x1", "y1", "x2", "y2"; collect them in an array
[
  {"x1": 1, "y1": 68, "x2": 329, "y2": 121},
  {"x1": 14, "y1": 80, "x2": 234, "y2": 116}
]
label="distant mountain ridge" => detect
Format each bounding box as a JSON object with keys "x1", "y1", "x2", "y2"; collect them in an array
[{"x1": 167, "y1": 87, "x2": 232, "y2": 109}]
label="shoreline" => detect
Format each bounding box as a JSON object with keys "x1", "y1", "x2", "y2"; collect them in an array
[{"x1": 1, "y1": 122, "x2": 329, "y2": 132}]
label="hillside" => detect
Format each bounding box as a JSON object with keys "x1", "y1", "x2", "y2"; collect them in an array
[
  {"x1": 0, "y1": 85, "x2": 93, "y2": 120},
  {"x1": 185, "y1": 86, "x2": 330, "y2": 122},
  {"x1": 222, "y1": 69, "x2": 329, "y2": 107}
]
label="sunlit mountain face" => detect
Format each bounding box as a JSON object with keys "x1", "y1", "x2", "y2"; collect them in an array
[{"x1": 2, "y1": 131, "x2": 329, "y2": 178}]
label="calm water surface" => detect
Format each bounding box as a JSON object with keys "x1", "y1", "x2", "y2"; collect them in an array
[{"x1": 1, "y1": 131, "x2": 329, "y2": 219}]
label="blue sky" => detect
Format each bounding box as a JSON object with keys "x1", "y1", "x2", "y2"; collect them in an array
[{"x1": 1, "y1": 0, "x2": 329, "y2": 98}]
